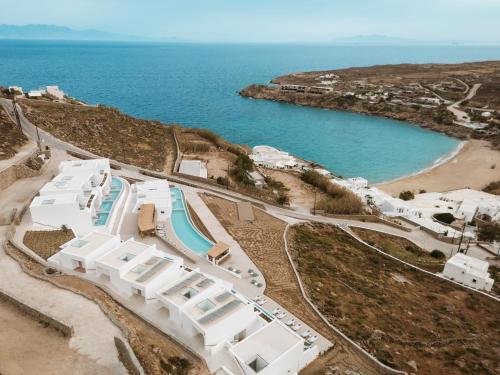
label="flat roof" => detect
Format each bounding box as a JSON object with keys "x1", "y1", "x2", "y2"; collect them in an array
[
  {"x1": 138, "y1": 203, "x2": 155, "y2": 233},
  {"x1": 96, "y1": 240, "x2": 151, "y2": 270},
  {"x1": 61, "y1": 231, "x2": 118, "y2": 258},
  {"x1": 179, "y1": 160, "x2": 206, "y2": 177},
  {"x1": 184, "y1": 289, "x2": 246, "y2": 328},
  {"x1": 231, "y1": 320, "x2": 302, "y2": 365},
  {"x1": 159, "y1": 271, "x2": 217, "y2": 306},
  {"x1": 31, "y1": 193, "x2": 79, "y2": 207},
  {"x1": 207, "y1": 242, "x2": 230, "y2": 258},
  {"x1": 41, "y1": 172, "x2": 94, "y2": 194},
  {"x1": 122, "y1": 255, "x2": 175, "y2": 286}
]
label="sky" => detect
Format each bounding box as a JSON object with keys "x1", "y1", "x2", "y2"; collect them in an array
[{"x1": 1, "y1": 0, "x2": 500, "y2": 43}]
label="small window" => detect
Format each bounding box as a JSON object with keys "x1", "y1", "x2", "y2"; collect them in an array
[
  {"x1": 472, "y1": 279, "x2": 477, "y2": 283},
  {"x1": 182, "y1": 287, "x2": 198, "y2": 300},
  {"x1": 161, "y1": 210, "x2": 165, "y2": 214}
]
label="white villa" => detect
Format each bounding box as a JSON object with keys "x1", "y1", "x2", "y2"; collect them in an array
[
  {"x1": 29, "y1": 158, "x2": 118, "y2": 236},
  {"x1": 250, "y1": 146, "x2": 298, "y2": 169},
  {"x1": 95, "y1": 238, "x2": 183, "y2": 301},
  {"x1": 442, "y1": 253, "x2": 494, "y2": 291},
  {"x1": 179, "y1": 160, "x2": 208, "y2": 179},
  {"x1": 132, "y1": 179, "x2": 172, "y2": 223},
  {"x1": 52, "y1": 231, "x2": 121, "y2": 271},
  {"x1": 46, "y1": 85, "x2": 65, "y2": 100},
  {"x1": 231, "y1": 320, "x2": 313, "y2": 375}
]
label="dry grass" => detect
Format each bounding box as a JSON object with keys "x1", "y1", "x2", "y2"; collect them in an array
[
  {"x1": 351, "y1": 227, "x2": 445, "y2": 272},
  {"x1": 288, "y1": 223, "x2": 500, "y2": 375},
  {"x1": 200, "y1": 194, "x2": 380, "y2": 375},
  {"x1": 19, "y1": 100, "x2": 175, "y2": 171},
  {"x1": 5, "y1": 242, "x2": 209, "y2": 375},
  {"x1": 23, "y1": 229, "x2": 75, "y2": 260},
  {"x1": 0, "y1": 107, "x2": 27, "y2": 160}
]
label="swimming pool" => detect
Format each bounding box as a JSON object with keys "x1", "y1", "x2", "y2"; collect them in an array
[
  {"x1": 170, "y1": 187, "x2": 214, "y2": 255},
  {"x1": 95, "y1": 176, "x2": 124, "y2": 226}
]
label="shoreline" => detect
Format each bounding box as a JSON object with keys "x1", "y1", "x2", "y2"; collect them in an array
[
  {"x1": 375, "y1": 139, "x2": 500, "y2": 196},
  {"x1": 375, "y1": 140, "x2": 466, "y2": 186}
]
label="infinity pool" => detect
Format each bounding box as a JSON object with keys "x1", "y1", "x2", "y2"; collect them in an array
[
  {"x1": 95, "y1": 176, "x2": 123, "y2": 227},
  {"x1": 170, "y1": 187, "x2": 214, "y2": 255}
]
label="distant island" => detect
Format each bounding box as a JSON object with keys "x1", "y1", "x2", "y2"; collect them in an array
[{"x1": 0, "y1": 24, "x2": 185, "y2": 42}]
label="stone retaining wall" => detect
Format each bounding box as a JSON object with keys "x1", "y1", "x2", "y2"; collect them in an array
[
  {"x1": 114, "y1": 336, "x2": 144, "y2": 375},
  {"x1": 0, "y1": 288, "x2": 74, "y2": 337}
]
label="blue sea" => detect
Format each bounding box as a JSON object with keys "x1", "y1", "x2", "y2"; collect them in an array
[{"x1": 2, "y1": 41, "x2": 500, "y2": 182}]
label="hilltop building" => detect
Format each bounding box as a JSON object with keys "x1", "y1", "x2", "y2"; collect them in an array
[
  {"x1": 250, "y1": 145, "x2": 298, "y2": 169},
  {"x1": 442, "y1": 253, "x2": 494, "y2": 291}
]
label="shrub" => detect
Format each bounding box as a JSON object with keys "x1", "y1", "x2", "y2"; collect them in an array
[
  {"x1": 276, "y1": 192, "x2": 289, "y2": 205},
  {"x1": 433, "y1": 212, "x2": 455, "y2": 224},
  {"x1": 399, "y1": 190, "x2": 415, "y2": 201},
  {"x1": 234, "y1": 153, "x2": 253, "y2": 171},
  {"x1": 181, "y1": 141, "x2": 210, "y2": 153},
  {"x1": 477, "y1": 222, "x2": 500, "y2": 242},
  {"x1": 216, "y1": 176, "x2": 229, "y2": 186},
  {"x1": 230, "y1": 166, "x2": 252, "y2": 186},
  {"x1": 430, "y1": 249, "x2": 445, "y2": 260}
]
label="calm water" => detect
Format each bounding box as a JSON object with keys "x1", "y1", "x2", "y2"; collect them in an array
[{"x1": 2, "y1": 41, "x2": 500, "y2": 182}]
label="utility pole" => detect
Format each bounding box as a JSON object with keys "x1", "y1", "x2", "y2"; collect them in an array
[
  {"x1": 313, "y1": 191, "x2": 317, "y2": 215},
  {"x1": 456, "y1": 223, "x2": 466, "y2": 253}
]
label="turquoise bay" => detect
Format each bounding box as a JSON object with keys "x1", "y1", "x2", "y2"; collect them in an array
[{"x1": 3, "y1": 41, "x2": 500, "y2": 182}]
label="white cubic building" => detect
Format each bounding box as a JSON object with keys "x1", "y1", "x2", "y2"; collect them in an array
[
  {"x1": 51, "y1": 231, "x2": 121, "y2": 271},
  {"x1": 230, "y1": 320, "x2": 317, "y2": 375},
  {"x1": 58, "y1": 158, "x2": 111, "y2": 195},
  {"x1": 250, "y1": 146, "x2": 298, "y2": 169},
  {"x1": 96, "y1": 239, "x2": 180, "y2": 300},
  {"x1": 443, "y1": 253, "x2": 494, "y2": 291},
  {"x1": 46, "y1": 85, "x2": 65, "y2": 100},
  {"x1": 179, "y1": 160, "x2": 208, "y2": 179},
  {"x1": 133, "y1": 179, "x2": 172, "y2": 222},
  {"x1": 157, "y1": 270, "x2": 258, "y2": 352}
]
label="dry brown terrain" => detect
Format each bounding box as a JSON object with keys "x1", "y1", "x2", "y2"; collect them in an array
[
  {"x1": 351, "y1": 227, "x2": 445, "y2": 272},
  {"x1": 266, "y1": 169, "x2": 323, "y2": 208},
  {"x1": 288, "y1": 223, "x2": 500, "y2": 375},
  {"x1": 240, "y1": 61, "x2": 500, "y2": 148},
  {"x1": 0, "y1": 298, "x2": 112, "y2": 375},
  {"x1": 200, "y1": 194, "x2": 381, "y2": 375},
  {"x1": 23, "y1": 229, "x2": 75, "y2": 259},
  {"x1": 6, "y1": 242, "x2": 209, "y2": 375},
  {"x1": 0, "y1": 106, "x2": 27, "y2": 160},
  {"x1": 19, "y1": 99, "x2": 176, "y2": 171}
]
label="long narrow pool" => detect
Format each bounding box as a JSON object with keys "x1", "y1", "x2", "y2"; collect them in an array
[
  {"x1": 95, "y1": 176, "x2": 124, "y2": 226},
  {"x1": 170, "y1": 187, "x2": 214, "y2": 255}
]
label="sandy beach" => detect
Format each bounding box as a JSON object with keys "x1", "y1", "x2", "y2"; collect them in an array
[{"x1": 376, "y1": 140, "x2": 500, "y2": 196}]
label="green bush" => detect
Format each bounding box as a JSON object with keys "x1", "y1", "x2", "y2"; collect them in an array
[
  {"x1": 430, "y1": 249, "x2": 445, "y2": 260},
  {"x1": 399, "y1": 190, "x2": 415, "y2": 201},
  {"x1": 234, "y1": 153, "x2": 253, "y2": 171},
  {"x1": 433, "y1": 212, "x2": 455, "y2": 224}
]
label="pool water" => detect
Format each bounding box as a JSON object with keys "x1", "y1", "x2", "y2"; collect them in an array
[
  {"x1": 95, "y1": 176, "x2": 124, "y2": 226},
  {"x1": 96, "y1": 212, "x2": 109, "y2": 226},
  {"x1": 170, "y1": 188, "x2": 214, "y2": 254}
]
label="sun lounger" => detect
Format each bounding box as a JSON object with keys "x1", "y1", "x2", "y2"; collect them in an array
[
  {"x1": 257, "y1": 299, "x2": 266, "y2": 305},
  {"x1": 272, "y1": 308, "x2": 281, "y2": 315},
  {"x1": 276, "y1": 312, "x2": 286, "y2": 319},
  {"x1": 285, "y1": 318, "x2": 295, "y2": 326},
  {"x1": 308, "y1": 335, "x2": 318, "y2": 343},
  {"x1": 292, "y1": 323, "x2": 302, "y2": 331}
]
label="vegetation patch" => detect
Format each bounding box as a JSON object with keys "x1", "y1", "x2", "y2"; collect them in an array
[
  {"x1": 352, "y1": 227, "x2": 445, "y2": 272},
  {"x1": 288, "y1": 223, "x2": 500, "y2": 374},
  {"x1": 0, "y1": 107, "x2": 28, "y2": 160},
  {"x1": 23, "y1": 228, "x2": 75, "y2": 260},
  {"x1": 300, "y1": 170, "x2": 363, "y2": 214},
  {"x1": 483, "y1": 180, "x2": 500, "y2": 195},
  {"x1": 19, "y1": 100, "x2": 175, "y2": 171}
]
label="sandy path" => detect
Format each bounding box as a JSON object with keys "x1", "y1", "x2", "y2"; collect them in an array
[
  {"x1": 0, "y1": 300, "x2": 112, "y2": 375},
  {"x1": 376, "y1": 140, "x2": 500, "y2": 196}
]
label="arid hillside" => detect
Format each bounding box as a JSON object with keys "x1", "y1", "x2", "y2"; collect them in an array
[{"x1": 0, "y1": 106, "x2": 27, "y2": 160}]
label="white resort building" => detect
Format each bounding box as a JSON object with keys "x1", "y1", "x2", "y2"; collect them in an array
[
  {"x1": 29, "y1": 158, "x2": 125, "y2": 236},
  {"x1": 179, "y1": 160, "x2": 208, "y2": 179},
  {"x1": 442, "y1": 253, "x2": 494, "y2": 291},
  {"x1": 132, "y1": 179, "x2": 172, "y2": 223},
  {"x1": 250, "y1": 145, "x2": 298, "y2": 169},
  {"x1": 95, "y1": 238, "x2": 183, "y2": 301}
]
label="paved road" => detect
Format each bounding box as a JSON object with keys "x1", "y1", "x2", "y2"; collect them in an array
[
  {"x1": 447, "y1": 83, "x2": 481, "y2": 127},
  {"x1": 1, "y1": 97, "x2": 491, "y2": 260}
]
